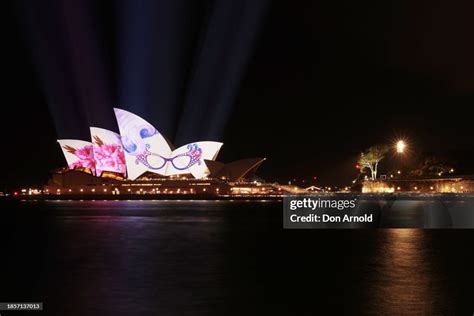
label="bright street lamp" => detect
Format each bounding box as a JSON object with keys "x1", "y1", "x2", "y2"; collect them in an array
[{"x1": 396, "y1": 140, "x2": 406, "y2": 153}]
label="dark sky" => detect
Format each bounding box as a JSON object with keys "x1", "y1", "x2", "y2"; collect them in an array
[{"x1": 2, "y1": 0, "x2": 474, "y2": 188}]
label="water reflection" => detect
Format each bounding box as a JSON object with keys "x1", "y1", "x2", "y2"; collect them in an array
[
  {"x1": 1, "y1": 200, "x2": 474, "y2": 314},
  {"x1": 366, "y1": 229, "x2": 452, "y2": 315}
]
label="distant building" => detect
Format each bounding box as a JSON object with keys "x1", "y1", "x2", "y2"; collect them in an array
[
  {"x1": 43, "y1": 167, "x2": 288, "y2": 197},
  {"x1": 362, "y1": 175, "x2": 474, "y2": 193},
  {"x1": 34, "y1": 108, "x2": 294, "y2": 198},
  {"x1": 305, "y1": 186, "x2": 322, "y2": 192}
]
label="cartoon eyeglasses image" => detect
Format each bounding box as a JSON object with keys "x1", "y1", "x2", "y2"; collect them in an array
[{"x1": 135, "y1": 143, "x2": 202, "y2": 171}]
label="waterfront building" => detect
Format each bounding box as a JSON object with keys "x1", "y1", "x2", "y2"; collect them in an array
[{"x1": 40, "y1": 109, "x2": 290, "y2": 197}]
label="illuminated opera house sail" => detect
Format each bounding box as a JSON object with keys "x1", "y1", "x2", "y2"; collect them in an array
[
  {"x1": 58, "y1": 108, "x2": 223, "y2": 180},
  {"x1": 50, "y1": 108, "x2": 280, "y2": 197}
]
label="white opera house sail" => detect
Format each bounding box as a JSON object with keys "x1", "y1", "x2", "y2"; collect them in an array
[
  {"x1": 57, "y1": 109, "x2": 223, "y2": 180},
  {"x1": 114, "y1": 108, "x2": 222, "y2": 180},
  {"x1": 90, "y1": 127, "x2": 127, "y2": 177},
  {"x1": 57, "y1": 139, "x2": 96, "y2": 175}
]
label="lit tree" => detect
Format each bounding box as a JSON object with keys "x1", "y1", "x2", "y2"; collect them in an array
[{"x1": 358, "y1": 145, "x2": 390, "y2": 180}]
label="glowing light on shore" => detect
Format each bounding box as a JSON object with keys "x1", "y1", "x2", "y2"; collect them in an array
[{"x1": 396, "y1": 140, "x2": 406, "y2": 153}]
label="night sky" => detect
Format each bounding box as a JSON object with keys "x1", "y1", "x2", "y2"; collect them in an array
[{"x1": 2, "y1": 0, "x2": 474, "y2": 189}]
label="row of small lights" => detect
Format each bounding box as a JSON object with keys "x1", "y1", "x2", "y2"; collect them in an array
[
  {"x1": 388, "y1": 169, "x2": 455, "y2": 178},
  {"x1": 395, "y1": 185, "x2": 465, "y2": 191},
  {"x1": 48, "y1": 187, "x2": 279, "y2": 195},
  {"x1": 52, "y1": 188, "x2": 212, "y2": 194}
]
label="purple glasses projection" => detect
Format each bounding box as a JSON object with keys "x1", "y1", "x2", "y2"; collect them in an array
[{"x1": 135, "y1": 143, "x2": 202, "y2": 171}]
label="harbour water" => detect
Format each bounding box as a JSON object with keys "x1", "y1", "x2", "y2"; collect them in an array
[{"x1": 0, "y1": 200, "x2": 473, "y2": 315}]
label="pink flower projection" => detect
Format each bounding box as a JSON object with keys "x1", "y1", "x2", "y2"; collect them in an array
[
  {"x1": 63, "y1": 144, "x2": 96, "y2": 171},
  {"x1": 93, "y1": 141, "x2": 127, "y2": 176},
  {"x1": 63, "y1": 137, "x2": 126, "y2": 176}
]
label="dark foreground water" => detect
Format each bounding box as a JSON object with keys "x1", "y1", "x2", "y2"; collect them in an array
[{"x1": 0, "y1": 200, "x2": 473, "y2": 315}]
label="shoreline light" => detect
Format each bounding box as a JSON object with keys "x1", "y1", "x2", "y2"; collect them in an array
[{"x1": 396, "y1": 140, "x2": 406, "y2": 153}]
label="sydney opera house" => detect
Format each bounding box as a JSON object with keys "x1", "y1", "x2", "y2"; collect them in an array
[{"x1": 43, "y1": 108, "x2": 291, "y2": 198}]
